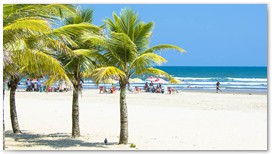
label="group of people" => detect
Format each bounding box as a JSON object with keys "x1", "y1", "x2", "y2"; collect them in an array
[
  {"x1": 100, "y1": 80, "x2": 222, "y2": 94},
  {"x1": 143, "y1": 80, "x2": 222, "y2": 94},
  {"x1": 144, "y1": 81, "x2": 165, "y2": 93},
  {"x1": 99, "y1": 85, "x2": 117, "y2": 94},
  {"x1": 26, "y1": 78, "x2": 43, "y2": 92},
  {"x1": 23, "y1": 78, "x2": 222, "y2": 93},
  {"x1": 48, "y1": 80, "x2": 70, "y2": 92},
  {"x1": 25, "y1": 78, "x2": 73, "y2": 92}
]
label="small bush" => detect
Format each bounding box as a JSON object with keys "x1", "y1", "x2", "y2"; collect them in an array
[{"x1": 130, "y1": 143, "x2": 136, "y2": 148}]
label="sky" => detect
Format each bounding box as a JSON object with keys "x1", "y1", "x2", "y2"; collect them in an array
[{"x1": 80, "y1": 4, "x2": 267, "y2": 66}]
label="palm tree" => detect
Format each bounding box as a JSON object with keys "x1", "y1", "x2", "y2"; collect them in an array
[
  {"x1": 48, "y1": 9, "x2": 104, "y2": 138},
  {"x1": 3, "y1": 4, "x2": 77, "y2": 49},
  {"x1": 3, "y1": 4, "x2": 97, "y2": 134},
  {"x1": 86, "y1": 8, "x2": 185, "y2": 144},
  {"x1": 3, "y1": 4, "x2": 78, "y2": 82},
  {"x1": 5, "y1": 49, "x2": 71, "y2": 134},
  {"x1": 3, "y1": 4, "x2": 72, "y2": 134}
]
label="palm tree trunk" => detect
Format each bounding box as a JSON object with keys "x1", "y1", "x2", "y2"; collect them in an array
[
  {"x1": 9, "y1": 77, "x2": 21, "y2": 134},
  {"x1": 3, "y1": 102, "x2": 5, "y2": 150},
  {"x1": 3, "y1": 82, "x2": 5, "y2": 150},
  {"x1": 119, "y1": 81, "x2": 128, "y2": 144},
  {"x1": 72, "y1": 83, "x2": 80, "y2": 138},
  {"x1": 127, "y1": 82, "x2": 130, "y2": 90}
]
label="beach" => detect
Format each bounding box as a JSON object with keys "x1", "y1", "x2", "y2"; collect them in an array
[{"x1": 3, "y1": 89, "x2": 267, "y2": 150}]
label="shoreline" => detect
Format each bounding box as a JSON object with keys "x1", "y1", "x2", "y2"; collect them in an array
[
  {"x1": 13, "y1": 88, "x2": 268, "y2": 95},
  {"x1": 179, "y1": 89, "x2": 267, "y2": 95}
]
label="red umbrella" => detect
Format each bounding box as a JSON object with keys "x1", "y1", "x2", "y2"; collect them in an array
[{"x1": 154, "y1": 78, "x2": 167, "y2": 83}]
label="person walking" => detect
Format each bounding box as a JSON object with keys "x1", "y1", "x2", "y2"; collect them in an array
[
  {"x1": 26, "y1": 79, "x2": 32, "y2": 91},
  {"x1": 216, "y1": 80, "x2": 222, "y2": 93},
  {"x1": 37, "y1": 79, "x2": 42, "y2": 92}
]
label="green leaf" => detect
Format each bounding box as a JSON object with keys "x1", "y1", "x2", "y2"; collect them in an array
[
  {"x1": 143, "y1": 44, "x2": 186, "y2": 54},
  {"x1": 4, "y1": 18, "x2": 51, "y2": 32},
  {"x1": 90, "y1": 66, "x2": 126, "y2": 84}
]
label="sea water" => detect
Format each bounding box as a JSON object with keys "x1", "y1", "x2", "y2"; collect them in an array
[
  {"x1": 16, "y1": 66, "x2": 267, "y2": 93},
  {"x1": 81, "y1": 66, "x2": 267, "y2": 93},
  {"x1": 154, "y1": 66, "x2": 267, "y2": 93}
]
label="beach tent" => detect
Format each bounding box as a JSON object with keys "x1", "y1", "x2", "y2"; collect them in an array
[
  {"x1": 102, "y1": 78, "x2": 118, "y2": 84},
  {"x1": 129, "y1": 78, "x2": 144, "y2": 83}
]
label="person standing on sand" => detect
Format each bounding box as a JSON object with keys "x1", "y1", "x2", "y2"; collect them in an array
[
  {"x1": 216, "y1": 80, "x2": 222, "y2": 93},
  {"x1": 37, "y1": 79, "x2": 41, "y2": 91},
  {"x1": 26, "y1": 79, "x2": 31, "y2": 91}
]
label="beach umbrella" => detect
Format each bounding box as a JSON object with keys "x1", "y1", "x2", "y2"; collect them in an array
[
  {"x1": 154, "y1": 77, "x2": 167, "y2": 83},
  {"x1": 145, "y1": 76, "x2": 157, "y2": 82},
  {"x1": 129, "y1": 78, "x2": 143, "y2": 83}
]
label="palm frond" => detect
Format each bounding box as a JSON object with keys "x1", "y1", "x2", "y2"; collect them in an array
[
  {"x1": 142, "y1": 44, "x2": 186, "y2": 54},
  {"x1": 45, "y1": 4, "x2": 76, "y2": 18},
  {"x1": 134, "y1": 67, "x2": 178, "y2": 83},
  {"x1": 105, "y1": 8, "x2": 141, "y2": 40},
  {"x1": 43, "y1": 75, "x2": 59, "y2": 88},
  {"x1": 89, "y1": 66, "x2": 126, "y2": 84},
  {"x1": 3, "y1": 49, "x2": 20, "y2": 78},
  {"x1": 10, "y1": 50, "x2": 68, "y2": 84},
  {"x1": 169, "y1": 78, "x2": 181, "y2": 84},
  {"x1": 51, "y1": 23, "x2": 101, "y2": 38},
  {"x1": 130, "y1": 53, "x2": 167, "y2": 72},
  {"x1": 4, "y1": 18, "x2": 51, "y2": 32},
  {"x1": 133, "y1": 21, "x2": 153, "y2": 50},
  {"x1": 104, "y1": 16, "x2": 118, "y2": 32},
  {"x1": 119, "y1": 8, "x2": 139, "y2": 38},
  {"x1": 81, "y1": 33, "x2": 107, "y2": 48},
  {"x1": 108, "y1": 32, "x2": 137, "y2": 63},
  {"x1": 45, "y1": 36, "x2": 75, "y2": 54},
  {"x1": 43, "y1": 74, "x2": 73, "y2": 89},
  {"x1": 65, "y1": 8, "x2": 93, "y2": 24},
  {"x1": 73, "y1": 49, "x2": 103, "y2": 69}
]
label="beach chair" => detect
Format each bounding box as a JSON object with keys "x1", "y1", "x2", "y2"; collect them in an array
[
  {"x1": 135, "y1": 86, "x2": 141, "y2": 93},
  {"x1": 110, "y1": 86, "x2": 117, "y2": 93},
  {"x1": 173, "y1": 88, "x2": 179, "y2": 93},
  {"x1": 99, "y1": 86, "x2": 104, "y2": 93},
  {"x1": 128, "y1": 86, "x2": 135, "y2": 93},
  {"x1": 47, "y1": 87, "x2": 52, "y2": 92},
  {"x1": 167, "y1": 87, "x2": 173, "y2": 94}
]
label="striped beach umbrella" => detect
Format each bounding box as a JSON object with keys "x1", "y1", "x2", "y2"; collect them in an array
[
  {"x1": 154, "y1": 77, "x2": 167, "y2": 83},
  {"x1": 145, "y1": 76, "x2": 157, "y2": 82}
]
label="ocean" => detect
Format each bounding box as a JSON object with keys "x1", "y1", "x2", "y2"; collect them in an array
[
  {"x1": 153, "y1": 66, "x2": 267, "y2": 93},
  {"x1": 16, "y1": 66, "x2": 267, "y2": 93},
  {"x1": 81, "y1": 66, "x2": 267, "y2": 93}
]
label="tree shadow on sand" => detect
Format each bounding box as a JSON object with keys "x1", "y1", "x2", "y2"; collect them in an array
[{"x1": 5, "y1": 130, "x2": 118, "y2": 149}]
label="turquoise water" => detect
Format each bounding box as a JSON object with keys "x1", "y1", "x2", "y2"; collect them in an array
[
  {"x1": 152, "y1": 66, "x2": 267, "y2": 93},
  {"x1": 17, "y1": 66, "x2": 267, "y2": 93},
  {"x1": 82, "y1": 66, "x2": 267, "y2": 93},
  {"x1": 155, "y1": 66, "x2": 267, "y2": 78}
]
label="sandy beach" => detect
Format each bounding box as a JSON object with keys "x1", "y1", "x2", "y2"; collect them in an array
[{"x1": 3, "y1": 89, "x2": 267, "y2": 150}]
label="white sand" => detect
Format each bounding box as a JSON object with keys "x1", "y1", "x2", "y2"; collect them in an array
[{"x1": 3, "y1": 90, "x2": 267, "y2": 150}]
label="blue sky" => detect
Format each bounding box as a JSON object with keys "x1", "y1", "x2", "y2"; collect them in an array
[{"x1": 80, "y1": 4, "x2": 267, "y2": 66}]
